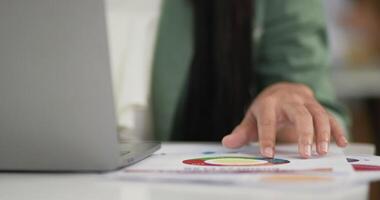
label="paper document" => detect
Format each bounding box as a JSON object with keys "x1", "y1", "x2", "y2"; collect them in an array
[
  {"x1": 345, "y1": 154, "x2": 380, "y2": 183},
  {"x1": 109, "y1": 143, "x2": 354, "y2": 187}
]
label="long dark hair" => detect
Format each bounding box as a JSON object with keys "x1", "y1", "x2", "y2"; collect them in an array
[{"x1": 173, "y1": 0, "x2": 255, "y2": 141}]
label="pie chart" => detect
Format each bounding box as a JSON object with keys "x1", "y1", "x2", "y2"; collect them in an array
[{"x1": 183, "y1": 156, "x2": 290, "y2": 166}]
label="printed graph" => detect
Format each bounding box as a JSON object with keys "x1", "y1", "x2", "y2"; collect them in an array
[{"x1": 183, "y1": 156, "x2": 290, "y2": 167}]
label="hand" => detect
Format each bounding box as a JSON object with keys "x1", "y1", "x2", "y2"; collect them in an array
[{"x1": 222, "y1": 82, "x2": 348, "y2": 158}]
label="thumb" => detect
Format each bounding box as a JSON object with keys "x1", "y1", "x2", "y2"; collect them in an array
[{"x1": 222, "y1": 112, "x2": 258, "y2": 148}]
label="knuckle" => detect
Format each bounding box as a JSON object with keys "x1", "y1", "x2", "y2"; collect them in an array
[
  {"x1": 308, "y1": 104, "x2": 328, "y2": 116},
  {"x1": 294, "y1": 107, "x2": 313, "y2": 123},
  {"x1": 315, "y1": 119, "x2": 330, "y2": 134},
  {"x1": 301, "y1": 130, "x2": 314, "y2": 138},
  {"x1": 262, "y1": 96, "x2": 277, "y2": 105},
  {"x1": 300, "y1": 112, "x2": 313, "y2": 122},
  {"x1": 296, "y1": 84, "x2": 314, "y2": 96},
  {"x1": 297, "y1": 125, "x2": 314, "y2": 139},
  {"x1": 251, "y1": 98, "x2": 276, "y2": 113},
  {"x1": 288, "y1": 94, "x2": 304, "y2": 104},
  {"x1": 317, "y1": 129, "x2": 330, "y2": 138},
  {"x1": 314, "y1": 111, "x2": 328, "y2": 121},
  {"x1": 333, "y1": 129, "x2": 345, "y2": 137},
  {"x1": 260, "y1": 118, "x2": 275, "y2": 126},
  {"x1": 260, "y1": 140, "x2": 275, "y2": 147},
  {"x1": 317, "y1": 137, "x2": 330, "y2": 143},
  {"x1": 298, "y1": 137, "x2": 313, "y2": 145},
  {"x1": 317, "y1": 128, "x2": 331, "y2": 138}
]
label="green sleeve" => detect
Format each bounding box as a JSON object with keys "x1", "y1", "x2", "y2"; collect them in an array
[
  {"x1": 151, "y1": 0, "x2": 194, "y2": 141},
  {"x1": 255, "y1": 0, "x2": 350, "y2": 133}
]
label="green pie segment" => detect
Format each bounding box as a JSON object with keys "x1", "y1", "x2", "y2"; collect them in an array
[{"x1": 183, "y1": 156, "x2": 290, "y2": 166}]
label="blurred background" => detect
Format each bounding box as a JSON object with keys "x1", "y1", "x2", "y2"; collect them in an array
[
  {"x1": 324, "y1": 0, "x2": 380, "y2": 155},
  {"x1": 105, "y1": 0, "x2": 380, "y2": 153}
]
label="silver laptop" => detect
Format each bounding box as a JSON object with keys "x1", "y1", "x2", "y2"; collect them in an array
[{"x1": 0, "y1": 0, "x2": 160, "y2": 171}]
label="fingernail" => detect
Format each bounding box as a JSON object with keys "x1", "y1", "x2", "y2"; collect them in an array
[
  {"x1": 342, "y1": 137, "x2": 348, "y2": 145},
  {"x1": 304, "y1": 145, "x2": 312, "y2": 157},
  {"x1": 319, "y1": 142, "x2": 328, "y2": 154},
  {"x1": 222, "y1": 134, "x2": 231, "y2": 141},
  {"x1": 262, "y1": 147, "x2": 273, "y2": 158}
]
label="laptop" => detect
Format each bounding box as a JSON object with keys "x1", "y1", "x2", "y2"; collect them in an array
[{"x1": 0, "y1": 0, "x2": 160, "y2": 171}]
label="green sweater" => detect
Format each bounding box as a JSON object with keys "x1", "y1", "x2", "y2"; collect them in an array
[{"x1": 151, "y1": 0, "x2": 349, "y2": 141}]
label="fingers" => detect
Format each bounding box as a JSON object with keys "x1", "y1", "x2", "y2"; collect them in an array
[
  {"x1": 222, "y1": 112, "x2": 258, "y2": 149},
  {"x1": 306, "y1": 103, "x2": 330, "y2": 155},
  {"x1": 222, "y1": 81, "x2": 348, "y2": 159},
  {"x1": 283, "y1": 104, "x2": 314, "y2": 158},
  {"x1": 329, "y1": 114, "x2": 348, "y2": 147},
  {"x1": 256, "y1": 102, "x2": 277, "y2": 158}
]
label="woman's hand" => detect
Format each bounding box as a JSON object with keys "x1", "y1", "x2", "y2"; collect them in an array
[{"x1": 222, "y1": 82, "x2": 348, "y2": 158}]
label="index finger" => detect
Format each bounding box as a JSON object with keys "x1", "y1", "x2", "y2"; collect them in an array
[{"x1": 256, "y1": 104, "x2": 277, "y2": 158}]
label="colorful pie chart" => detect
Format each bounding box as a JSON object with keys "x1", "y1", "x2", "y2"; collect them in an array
[{"x1": 183, "y1": 156, "x2": 290, "y2": 166}]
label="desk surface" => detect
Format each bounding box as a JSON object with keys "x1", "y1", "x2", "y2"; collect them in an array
[{"x1": 0, "y1": 143, "x2": 375, "y2": 200}]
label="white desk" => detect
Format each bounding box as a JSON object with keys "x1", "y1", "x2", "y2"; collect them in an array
[{"x1": 0, "y1": 143, "x2": 375, "y2": 200}]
